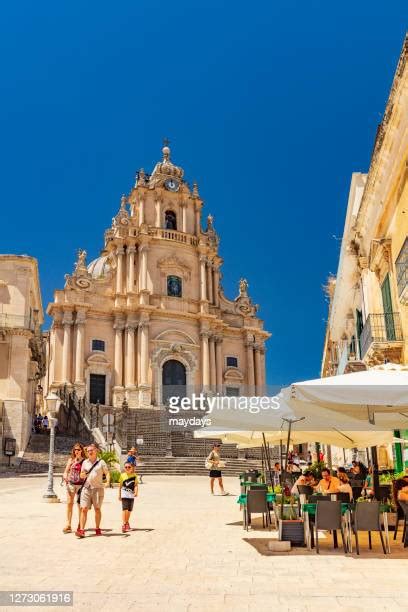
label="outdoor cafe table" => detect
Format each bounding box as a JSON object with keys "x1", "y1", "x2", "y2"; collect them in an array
[
  {"x1": 302, "y1": 502, "x2": 392, "y2": 553},
  {"x1": 237, "y1": 493, "x2": 276, "y2": 530}
]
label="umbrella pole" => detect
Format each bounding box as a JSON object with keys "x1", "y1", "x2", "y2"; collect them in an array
[
  {"x1": 371, "y1": 446, "x2": 380, "y2": 500},
  {"x1": 366, "y1": 448, "x2": 370, "y2": 467},
  {"x1": 262, "y1": 433, "x2": 274, "y2": 491},
  {"x1": 280, "y1": 420, "x2": 293, "y2": 520},
  {"x1": 279, "y1": 439, "x2": 283, "y2": 479}
]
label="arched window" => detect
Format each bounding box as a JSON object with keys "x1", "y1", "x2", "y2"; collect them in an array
[
  {"x1": 167, "y1": 275, "x2": 182, "y2": 298},
  {"x1": 164, "y1": 210, "x2": 177, "y2": 230}
]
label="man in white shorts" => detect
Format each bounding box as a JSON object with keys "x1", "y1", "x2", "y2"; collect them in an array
[{"x1": 76, "y1": 443, "x2": 110, "y2": 538}]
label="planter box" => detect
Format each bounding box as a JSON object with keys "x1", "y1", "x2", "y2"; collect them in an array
[
  {"x1": 275, "y1": 504, "x2": 299, "y2": 520},
  {"x1": 279, "y1": 519, "x2": 305, "y2": 546}
]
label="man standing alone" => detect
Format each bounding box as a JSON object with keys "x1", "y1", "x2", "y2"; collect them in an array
[{"x1": 76, "y1": 443, "x2": 110, "y2": 538}]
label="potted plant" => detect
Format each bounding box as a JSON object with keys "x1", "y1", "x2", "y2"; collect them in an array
[{"x1": 275, "y1": 491, "x2": 304, "y2": 545}]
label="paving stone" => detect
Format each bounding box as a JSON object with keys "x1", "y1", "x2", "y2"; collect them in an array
[{"x1": 0, "y1": 474, "x2": 407, "y2": 611}]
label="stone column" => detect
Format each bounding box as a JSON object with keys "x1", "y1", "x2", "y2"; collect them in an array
[
  {"x1": 49, "y1": 313, "x2": 62, "y2": 384},
  {"x1": 116, "y1": 246, "x2": 124, "y2": 295},
  {"x1": 181, "y1": 202, "x2": 187, "y2": 232},
  {"x1": 139, "y1": 244, "x2": 148, "y2": 291},
  {"x1": 127, "y1": 245, "x2": 136, "y2": 293},
  {"x1": 139, "y1": 320, "x2": 150, "y2": 386},
  {"x1": 246, "y1": 340, "x2": 255, "y2": 393},
  {"x1": 215, "y1": 336, "x2": 223, "y2": 392},
  {"x1": 254, "y1": 344, "x2": 262, "y2": 395},
  {"x1": 195, "y1": 204, "x2": 201, "y2": 236},
  {"x1": 209, "y1": 335, "x2": 216, "y2": 390},
  {"x1": 200, "y1": 331, "x2": 210, "y2": 388},
  {"x1": 260, "y1": 347, "x2": 266, "y2": 389},
  {"x1": 199, "y1": 255, "x2": 207, "y2": 302},
  {"x1": 155, "y1": 198, "x2": 161, "y2": 228},
  {"x1": 206, "y1": 260, "x2": 213, "y2": 304},
  {"x1": 74, "y1": 310, "x2": 86, "y2": 385},
  {"x1": 213, "y1": 265, "x2": 220, "y2": 307},
  {"x1": 113, "y1": 321, "x2": 124, "y2": 387},
  {"x1": 139, "y1": 197, "x2": 145, "y2": 225},
  {"x1": 61, "y1": 312, "x2": 73, "y2": 384},
  {"x1": 125, "y1": 325, "x2": 135, "y2": 387}
]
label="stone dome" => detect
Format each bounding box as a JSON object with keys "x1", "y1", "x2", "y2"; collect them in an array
[
  {"x1": 87, "y1": 255, "x2": 111, "y2": 279},
  {"x1": 151, "y1": 144, "x2": 184, "y2": 180}
]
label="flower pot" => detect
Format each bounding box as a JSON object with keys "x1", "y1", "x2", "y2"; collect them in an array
[
  {"x1": 279, "y1": 519, "x2": 305, "y2": 545},
  {"x1": 275, "y1": 504, "x2": 299, "y2": 520}
]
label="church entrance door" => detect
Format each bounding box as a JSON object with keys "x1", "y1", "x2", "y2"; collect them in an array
[
  {"x1": 162, "y1": 359, "x2": 186, "y2": 405},
  {"x1": 89, "y1": 373, "x2": 106, "y2": 405}
]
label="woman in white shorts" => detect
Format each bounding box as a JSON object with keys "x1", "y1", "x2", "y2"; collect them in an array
[{"x1": 62, "y1": 443, "x2": 86, "y2": 534}]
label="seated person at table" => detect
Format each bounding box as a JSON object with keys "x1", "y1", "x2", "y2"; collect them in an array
[
  {"x1": 291, "y1": 470, "x2": 314, "y2": 495},
  {"x1": 287, "y1": 461, "x2": 301, "y2": 473},
  {"x1": 317, "y1": 468, "x2": 341, "y2": 494},
  {"x1": 394, "y1": 472, "x2": 408, "y2": 502},
  {"x1": 363, "y1": 466, "x2": 374, "y2": 498},
  {"x1": 337, "y1": 467, "x2": 353, "y2": 500}
]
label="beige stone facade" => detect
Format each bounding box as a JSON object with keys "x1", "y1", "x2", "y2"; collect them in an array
[
  {"x1": 0, "y1": 255, "x2": 44, "y2": 460},
  {"x1": 46, "y1": 145, "x2": 270, "y2": 409},
  {"x1": 322, "y1": 37, "x2": 408, "y2": 377}
]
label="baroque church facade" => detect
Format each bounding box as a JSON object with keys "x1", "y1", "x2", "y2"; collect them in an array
[{"x1": 46, "y1": 145, "x2": 270, "y2": 411}]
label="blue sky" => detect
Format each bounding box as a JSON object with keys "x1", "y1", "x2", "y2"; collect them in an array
[{"x1": 0, "y1": 1, "x2": 406, "y2": 386}]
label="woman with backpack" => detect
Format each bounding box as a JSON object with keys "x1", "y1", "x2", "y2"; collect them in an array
[{"x1": 62, "y1": 443, "x2": 86, "y2": 534}]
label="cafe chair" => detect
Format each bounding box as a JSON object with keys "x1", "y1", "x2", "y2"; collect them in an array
[
  {"x1": 246, "y1": 489, "x2": 272, "y2": 531},
  {"x1": 297, "y1": 485, "x2": 314, "y2": 496},
  {"x1": 309, "y1": 494, "x2": 331, "y2": 503},
  {"x1": 315, "y1": 501, "x2": 347, "y2": 554},
  {"x1": 351, "y1": 481, "x2": 364, "y2": 501},
  {"x1": 351, "y1": 501, "x2": 386, "y2": 555},
  {"x1": 334, "y1": 492, "x2": 352, "y2": 503},
  {"x1": 397, "y1": 501, "x2": 408, "y2": 547}
]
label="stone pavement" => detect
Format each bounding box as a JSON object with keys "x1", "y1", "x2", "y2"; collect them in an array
[{"x1": 0, "y1": 475, "x2": 407, "y2": 611}]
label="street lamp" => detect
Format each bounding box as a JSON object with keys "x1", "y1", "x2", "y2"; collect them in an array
[{"x1": 43, "y1": 392, "x2": 60, "y2": 503}]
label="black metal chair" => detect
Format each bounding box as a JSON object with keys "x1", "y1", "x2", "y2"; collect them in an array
[
  {"x1": 334, "y1": 492, "x2": 352, "y2": 503},
  {"x1": 246, "y1": 489, "x2": 272, "y2": 531},
  {"x1": 315, "y1": 501, "x2": 347, "y2": 554},
  {"x1": 297, "y1": 485, "x2": 314, "y2": 496},
  {"x1": 351, "y1": 501, "x2": 386, "y2": 554},
  {"x1": 309, "y1": 494, "x2": 331, "y2": 503},
  {"x1": 398, "y1": 500, "x2": 408, "y2": 548},
  {"x1": 351, "y1": 480, "x2": 364, "y2": 501}
]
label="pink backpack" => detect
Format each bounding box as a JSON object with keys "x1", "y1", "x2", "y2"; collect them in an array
[{"x1": 69, "y1": 459, "x2": 85, "y2": 485}]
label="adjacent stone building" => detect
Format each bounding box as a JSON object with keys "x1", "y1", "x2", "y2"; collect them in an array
[
  {"x1": 46, "y1": 144, "x2": 270, "y2": 414},
  {"x1": 322, "y1": 36, "x2": 408, "y2": 378},
  {"x1": 0, "y1": 255, "x2": 45, "y2": 462}
]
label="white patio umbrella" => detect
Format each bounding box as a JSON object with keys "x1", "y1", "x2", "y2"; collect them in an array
[
  {"x1": 282, "y1": 363, "x2": 408, "y2": 426},
  {"x1": 195, "y1": 427, "x2": 393, "y2": 449}
]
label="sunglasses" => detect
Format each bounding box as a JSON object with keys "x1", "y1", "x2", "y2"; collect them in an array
[
  {"x1": 74, "y1": 448, "x2": 82, "y2": 452},
  {"x1": 125, "y1": 466, "x2": 133, "y2": 469}
]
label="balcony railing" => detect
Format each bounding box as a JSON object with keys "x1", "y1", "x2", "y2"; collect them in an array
[
  {"x1": 0, "y1": 313, "x2": 34, "y2": 331},
  {"x1": 148, "y1": 227, "x2": 198, "y2": 246},
  {"x1": 360, "y1": 312, "x2": 403, "y2": 359}
]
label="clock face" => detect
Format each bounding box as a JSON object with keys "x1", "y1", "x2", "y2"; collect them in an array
[{"x1": 164, "y1": 178, "x2": 179, "y2": 192}]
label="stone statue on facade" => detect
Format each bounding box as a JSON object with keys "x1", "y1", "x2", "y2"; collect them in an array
[
  {"x1": 234, "y1": 278, "x2": 256, "y2": 316},
  {"x1": 64, "y1": 248, "x2": 93, "y2": 291}
]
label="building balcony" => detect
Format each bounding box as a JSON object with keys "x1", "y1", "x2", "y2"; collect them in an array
[
  {"x1": 0, "y1": 313, "x2": 35, "y2": 332},
  {"x1": 148, "y1": 227, "x2": 198, "y2": 246},
  {"x1": 360, "y1": 312, "x2": 404, "y2": 364}
]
